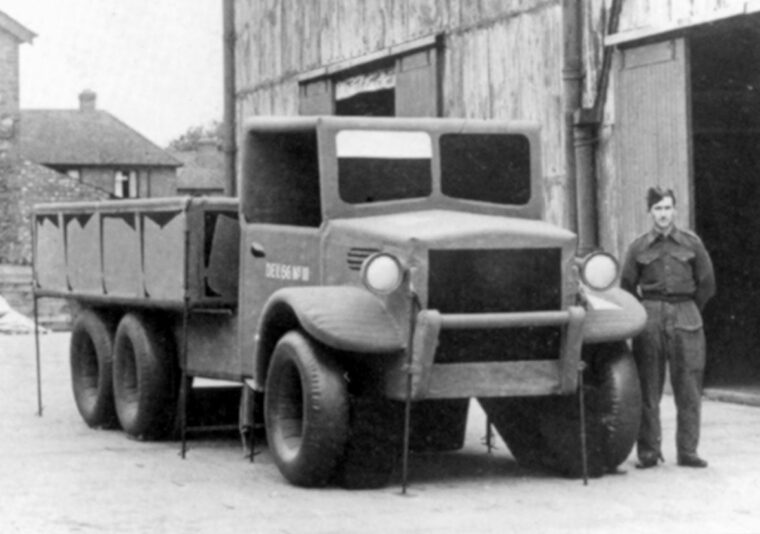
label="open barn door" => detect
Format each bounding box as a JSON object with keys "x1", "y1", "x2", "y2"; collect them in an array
[
  {"x1": 615, "y1": 38, "x2": 693, "y2": 251},
  {"x1": 691, "y1": 20, "x2": 760, "y2": 387}
]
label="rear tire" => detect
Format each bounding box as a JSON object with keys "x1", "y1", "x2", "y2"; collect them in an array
[
  {"x1": 113, "y1": 313, "x2": 179, "y2": 440},
  {"x1": 69, "y1": 309, "x2": 119, "y2": 429},
  {"x1": 265, "y1": 331, "x2": 349, "y2": 487}
]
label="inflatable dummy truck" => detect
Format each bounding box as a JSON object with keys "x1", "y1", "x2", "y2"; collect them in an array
[{"x1": 34, "y1": 116, "x2": 646, "y2": 488}]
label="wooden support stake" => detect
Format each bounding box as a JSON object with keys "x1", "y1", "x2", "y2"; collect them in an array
[{"x1": 179, "y1": 301, "x2": 190, "y2": 459}]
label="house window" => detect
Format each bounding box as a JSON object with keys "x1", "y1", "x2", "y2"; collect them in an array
[
  {"x1": 114, "y1": 170, "x2": 138, "y2": 198},
  {"x1": 299, "y1": 35, "x2": 441, "y2": 118}
]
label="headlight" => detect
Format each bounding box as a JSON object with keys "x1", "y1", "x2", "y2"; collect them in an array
[
  {"x1": 579, "y1": 251, "x2": 619, "y2": 291},
  {"x1": 361, "y1": 253, "x2": 404, "y2": 295}
]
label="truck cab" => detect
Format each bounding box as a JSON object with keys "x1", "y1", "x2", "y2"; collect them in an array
[{"x1": 238, "y1": 116, "x2": 645, "y2": 487}]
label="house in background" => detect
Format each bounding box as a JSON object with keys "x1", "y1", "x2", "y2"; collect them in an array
[
  {"x1": 171, "y1": 138, "x2": 225, "y2": 196},
  {"x1": 0, "y1": 11, "x2": 90, "y2": 269},
  {"x1": 20, "y1": 90, "x2": 182, "y2": 198},
  {"x1": 0, "y1": 10, "x2": 35, "y2": 166},
  {"x1": 0, "y1": 10, "x2": 107, "y2": 322}
]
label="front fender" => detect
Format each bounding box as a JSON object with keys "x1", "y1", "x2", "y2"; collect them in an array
[
  {"x1": 582, "y1": 286, "x2": 647, "y2": 344},
  {"x1": 258, "y1": 285, "x2": 407, "y2": 354}
]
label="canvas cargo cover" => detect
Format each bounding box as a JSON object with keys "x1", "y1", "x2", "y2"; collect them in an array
[{"x1": 33, "y1": 197, "x2": 239, "y2": 309}]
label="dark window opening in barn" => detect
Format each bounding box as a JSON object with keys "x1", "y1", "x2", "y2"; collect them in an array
[
  {"x1": 691, "y1": 16, "x2": 760, "y2": 388},
  {"x1": 335, "y1": 67, "x2": 395, "y2": 117},
  {"x1": 440, "y1": 134, "x2": 531, "y2": 205},
  {"x1": 299, "y1": 39, "x2": 440, "y2": 118}
]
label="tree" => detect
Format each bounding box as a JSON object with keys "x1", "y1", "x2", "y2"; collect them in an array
[{"x1": 167, "y1": 121, "x2": 223, "y2": 151}]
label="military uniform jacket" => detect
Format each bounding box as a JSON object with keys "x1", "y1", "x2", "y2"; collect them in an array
[{"x1": 620, "y1": 226, "x2": 716, "y2": 314}]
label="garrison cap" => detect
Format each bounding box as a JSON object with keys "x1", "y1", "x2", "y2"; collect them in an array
[{"x1": 646, "y1": 186, "x2": 676, "y2": 210}]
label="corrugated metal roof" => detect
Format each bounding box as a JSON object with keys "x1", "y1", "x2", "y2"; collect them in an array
[{"x1": 19, "y1": 109, "x2": 181, "y2": 167}]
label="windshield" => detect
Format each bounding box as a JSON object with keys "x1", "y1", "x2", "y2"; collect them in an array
[
  {"x1": 336, "y1": 130, "x2": 433, "y2": 203},
  {"x1": 335, "y1": 129, "x2": 532, "y2": 206},
  {"x1": 440, "y1": 133, "x2": 531, "y2": 205}
]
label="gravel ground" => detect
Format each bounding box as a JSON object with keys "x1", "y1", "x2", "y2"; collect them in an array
[{"x1": 2, "y1": 332, "x2": 760, "y2": 534}]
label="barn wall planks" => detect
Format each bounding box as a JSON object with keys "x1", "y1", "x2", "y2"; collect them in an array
[
  {"x1": 617, "y1": 0, "x2": 747, "y2": 33},
  {"x1": 442, "y1": 7, "x2": 567, "y2": 226},
  {"x1": 233, "y1": 0, "x2": 758, "y2": 245}
]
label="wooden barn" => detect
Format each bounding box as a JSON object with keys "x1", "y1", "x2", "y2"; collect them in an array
[{"x1": 227, "y1": 0, "x2": 760, "y2": 390}]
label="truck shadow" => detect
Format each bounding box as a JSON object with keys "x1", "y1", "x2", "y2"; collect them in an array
[{"x1": 394, "y1": 449, "x2": 552, "y2": 485}]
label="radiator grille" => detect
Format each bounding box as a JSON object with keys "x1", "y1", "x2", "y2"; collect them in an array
[{"x1": 428, "y1": 248, "x2": 563, "y2": 363}]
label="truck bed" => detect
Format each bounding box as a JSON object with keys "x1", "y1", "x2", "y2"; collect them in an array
[{"x1": 33, "y1": 197, "x2": 240, "y2": 310}]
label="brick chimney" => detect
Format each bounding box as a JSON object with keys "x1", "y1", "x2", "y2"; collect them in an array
[{"x1": 79, "y1": 89, "x2": 96, "y2": 111}]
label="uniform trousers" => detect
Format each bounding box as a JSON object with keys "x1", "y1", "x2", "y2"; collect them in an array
[{"x1": 633, "y1": 299, "x2": 706, "y2": 461}]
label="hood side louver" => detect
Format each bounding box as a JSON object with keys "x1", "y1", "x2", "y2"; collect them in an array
[{"x1": 347, "y1": 247, "x2": 381, "y2": 271}]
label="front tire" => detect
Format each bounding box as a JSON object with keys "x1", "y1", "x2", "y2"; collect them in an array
[
  {"x1": 265, "y1": 331, "x2": 349, "y2": 487},
  {"x1": 480, "y1": 342, "x2": 641, "y2": 477},
  {"x1": 333, "y1": 395, "x2": 403, "y2": 489},
  {"x1": 409, "y1": 399, "x2": 469, "y2": 453},
  {"x1": 112, "y1": 313, "x2": 179, "y2": 440},
  {"x1": 69, "y1": 309, "x2": 119, "y2": 428}
]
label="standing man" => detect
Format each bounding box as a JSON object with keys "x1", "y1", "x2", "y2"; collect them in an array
[{"x1": 620, "y1": 186, "x2": 716, "y2": 469}]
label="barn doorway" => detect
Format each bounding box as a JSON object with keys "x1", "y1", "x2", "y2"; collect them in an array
[
  {"x1": 691, "y1": 17, "x2": 760, "y2": 388},
  {"x1": 335, "y1": 66, "x2": 395, "y2": 116}
]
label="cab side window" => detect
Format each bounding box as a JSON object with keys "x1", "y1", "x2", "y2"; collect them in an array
[{"x1": 242, "y1": 130, "x2": 321, "y2": 227}]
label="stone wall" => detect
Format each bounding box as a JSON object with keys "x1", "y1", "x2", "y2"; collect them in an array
[
  {"x1": 0, "y1": 160, "x2": 107, "y2": 266},
  {"x1": 0, "y1": 160, "x2": 105, "y2": 325},
  {"x1": 0, "y1": 30, "x2": 20, "y2": 166}
]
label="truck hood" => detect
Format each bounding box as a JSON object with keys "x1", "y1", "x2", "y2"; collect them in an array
[{"x1": 324, "y1": 209, "x2": 576, "y2": 250}]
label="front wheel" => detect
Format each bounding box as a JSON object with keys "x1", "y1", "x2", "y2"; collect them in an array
[
  {"x1": 480, "y1": 342, "x2": 641, "y2": 477},
  {"x1": 333, "y1": 395, "x2": 403, "y2": 489},
  {"x1": 264, "y1": 331, "x2": 349, "y2": 487}
]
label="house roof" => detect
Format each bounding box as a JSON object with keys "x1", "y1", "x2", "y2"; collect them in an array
[
  {"x1": 0, "y1": 11, "x2": 36, "y2": 43},
  {"x1": 20, "y1": 108, "x2": 182, "y2": 168}
]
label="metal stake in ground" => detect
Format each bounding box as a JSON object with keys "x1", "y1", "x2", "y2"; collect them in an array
[
  {"x1": 33, "y1": 293, "x2": 43, "y2": 417},
  {"x1": 578, "y1": 361, "x2": 589, "y2": 485}
]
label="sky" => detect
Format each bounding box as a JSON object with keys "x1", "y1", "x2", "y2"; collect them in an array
[{"x1": 3, "y1": 0, "x2": 223, "y2": 147}]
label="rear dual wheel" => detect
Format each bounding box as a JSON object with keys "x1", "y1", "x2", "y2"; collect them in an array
[
  {"x1": 69, "y1": 309, "x2": 119, "y2": 429},
  {"x1": 70, "y1": 310, "x2": 180, "y2": 439},
  {"x1": 112, "y1": 313, "x2": 179, "y2": 440}
]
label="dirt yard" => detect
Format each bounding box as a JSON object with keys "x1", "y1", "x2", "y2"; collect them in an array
[{"x1": 2, "y1": 332, "x2": 760, "y2": 534}]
